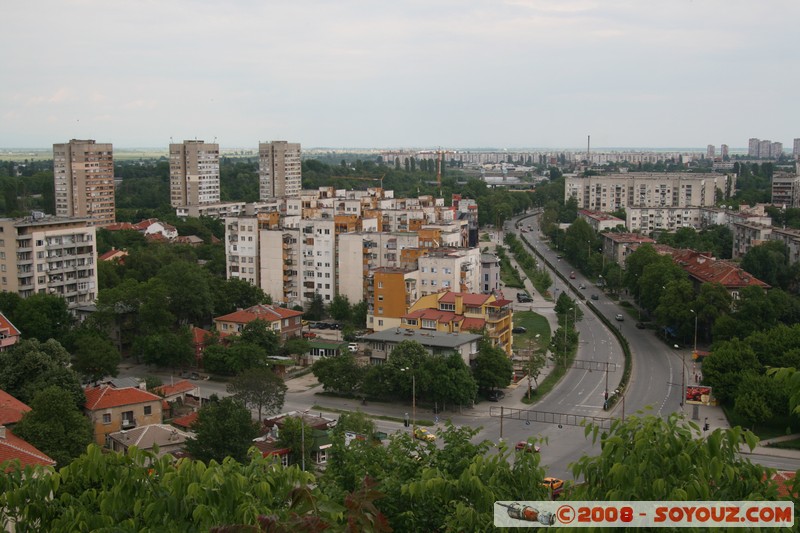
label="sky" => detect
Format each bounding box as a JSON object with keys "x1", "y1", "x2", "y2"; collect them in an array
[{"x1": 2, "y1": 0, "x2": 799, "y2": 150}]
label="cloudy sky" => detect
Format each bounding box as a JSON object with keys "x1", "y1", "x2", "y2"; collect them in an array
[{"x1": 2, "y1": 0, "x2": 798, "y2": 150}]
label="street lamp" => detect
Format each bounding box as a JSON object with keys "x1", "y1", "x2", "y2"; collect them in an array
[
  {"x1": 564, "y1": 308, "x2": 573, "y2": 370},
  {"x1": 690, "y1": 309, "x2": 698, "y2": 355},
  {"x1": 527, "y1": 334, "x2": 540, "y2": 400},
  {"x1": 401, "y1": 367, "x2": 416, "y2": 433},
  {"x1": 675, "y1": 343, "x2": 684, "y2": 413}
]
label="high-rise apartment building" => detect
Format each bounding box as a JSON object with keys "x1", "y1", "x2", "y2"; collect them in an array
[
  {"x1": 169, "y1": 140, "x2": 220, "y2": 208},
  {"x1": 721, "y1": 144, "x2": 729, "y2": 160},
  {"x1": 53, "y1": 139, "x2": 115, "y2": 226},
  {"x1": 771, "y1": 142, "x2": 783, "y2": 158},
  {"x1": 706, "y1": 145, "x2": 715, "y2": 160},
  {"x1": 259, "y1": 141, "x2": 302, "y2": 200},
  {"x1": 759, "y1": 140, "x2": 772, "y2": 159},
  {"x1": 794, "y1": 138, "x2": 800, "y2": 159},
  {"x1": 0, "y1": 214, "x2": 98, "y2": 307},
  {"x1": 748, "y1": 138, "x2": 761, "y2": 158}
]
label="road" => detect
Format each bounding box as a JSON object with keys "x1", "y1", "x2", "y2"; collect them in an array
[{"x1": 117, "y1": 210, "x2": 800, "y2": 478}]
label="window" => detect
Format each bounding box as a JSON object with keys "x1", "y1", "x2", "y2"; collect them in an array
[
  {"x1": 144, "y1": 406, "x2": 152, "y2": 416},
  {"x1": 102, "y1": 413, "x2": 111, "y2": 424},
  {"x1": 378, "y1": 281, "x2": 383, "y2": 288},
  {"x1": 422, "y1": 319, "x2": 436, "y2": 329},
  {"x1": 378, "y1": 295, "x2": 384, "y2": 301}
]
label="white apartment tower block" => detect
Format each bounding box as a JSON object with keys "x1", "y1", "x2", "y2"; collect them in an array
[
  {"x1": 169, "y1": 140, "x2": 220, "y2": 208},
  {"x1": 53, "y1": 139, "x2": 115, "y2": 226},
  {"x1": 259, "y1": 141, "x2": 302, "y2": 200}
]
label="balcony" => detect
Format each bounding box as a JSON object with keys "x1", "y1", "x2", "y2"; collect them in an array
[{"x1": 121, "y1": 417, "x2": 137, "y2": 430}]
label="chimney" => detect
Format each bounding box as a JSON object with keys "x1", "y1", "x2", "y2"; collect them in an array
[{"x1": 0, "y1": 425, "x2": 5, "y2": 439}]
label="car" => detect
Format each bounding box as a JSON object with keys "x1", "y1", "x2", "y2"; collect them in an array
[
  {"x1": 315, "y1": 322, "x2": 329, "y2": 329},
  {"x1": 578, "y1": 283, "x2": 586, "y2": 289},
  {"x1": 615, "y1": 314, "x2": 624, "y2": 321},
  {"x1": 542, "y1": 477, "x2": 565, "y2": 495},
  {"x1": 348, "y1": 342, "x2": 359, "y2": 353},
  {"x1": 512, "y1": 326, "x2": 527, "y2": 334},
  {"x1": 591, "y1": 294, "x2": 599, "y2": 300},
  {"x1": 635, "y1": 322, "x2": 646, "y2": 329},
  {"x1": 569, "y1": 271, "x2": 576, "y2": 279},
  {"x1": 301, "y1": 320, "x2": 309, "y2": 326},
  {"x1": 330, "y1": 322, "x2": 342, "y2": 330},
  {"x1": 514, "y1": 441, "x2": 541, "y2": 453},
  {"x1": 413, "y1": 428, "x2": 436, "y2": 442},
  {"x1": 486, "y1": 390, "x2": 505, "y2": 402},
  {"x1": 556, "y1": 254, "x2": 562, "y2": 259},
  {"x1": 302, "y1": 331, "x2": 317, "y2": 339}
]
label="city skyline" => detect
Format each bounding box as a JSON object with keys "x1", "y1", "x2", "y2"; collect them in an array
[{"x1": 2, "y1": 1, "x2": 798, "y2": 149}]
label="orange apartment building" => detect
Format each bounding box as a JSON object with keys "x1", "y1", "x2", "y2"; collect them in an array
[{"x1": 400, "y1": 291, "x2": 513, "y2": 356}]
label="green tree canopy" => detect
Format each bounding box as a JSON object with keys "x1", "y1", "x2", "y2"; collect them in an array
[
  {"x1": 0, "y1": 338, "x2": 84, "y2": 407},
  {"x1": 12, "y1": 386, "x2": 93, "y2": 467},
  {"x1": 226, "y1": 367, "x2": 287, "y2": 423},
  {"x1": 70, "y1": 331, "x2": 121, "y2": 383},
  {"x1": 473, "y1": 340, "x2": 513, "y2": 391},
  {"x1": 185, "y1": 397, "x2": 259, "y2": 464}
]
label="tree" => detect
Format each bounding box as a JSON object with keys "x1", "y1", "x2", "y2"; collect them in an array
[
  {"x1": 692, "y1": 282, "x2": 732, "y2": 344},
  {"x1": 70, "y1": 331, "x2": 121, "y2": 383},
  {"x1": 570, "y1": 414, "x2": 772, "y2": 501},
  {"x1": 0, "y1": 338, "x2": 84, "y2": 407},
  {"x1": 472, "y1": 340, "x2": 513, "y2": 391},
  {"x1": 237, "y1": 319, "x2": 280, "y2": 355},
  {"x1": 701, "y1": 339, "x2": 761, "y2": 403},
  {"x1": 131, "y1": 328, "x2": 194, "y2": 369},
  {"x1": 305, "y1": 293, "x2": 325, "y2": 321},
  {"x1": 11, "y1": 293, "x2": 73, "y2": 343},
  {"x1": 654, "y1": 278, "x2": 695, "y2": 339},
  {"x1": 277, "y1": 416, "x2": 315, "y2": 469},
  {"x1": 12, "y1": 386, "x2": 93, "y2": 468},
  {"x1": 328, "y1": 294, "x2": 352, "y2": 323},
  {"x1": 185, "y1": 397, "x2": 259, "y2": 464},
  {"x1": 226, "y1": 367, "x2": 287, "y2": 423},
  {"x1": 312, "y1": 353, "x2": 365, "y2": 395},
  {"x1": 418, "y1": 352, "x2": 477, "y2": 409},
  {"x1": 211, "y1": 277, "x2": 269, "y2": 316},
  {"x1": 351, "y1": 300, "x2": 368, "y2": 328},
  {"x1": 157, "y1": 262, "x2": 214, "y2": 325}
]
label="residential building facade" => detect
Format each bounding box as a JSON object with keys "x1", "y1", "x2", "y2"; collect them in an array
[
  {"x1": 84, "y1": 386, "x2": 163, "y2": 446},
  {"x1": 213, "y1": 303, "x2": 303, "y2": 341},
  {"x1": 0, "y1": 214, "x2": 98, "y2": 307},
  {"x1": 53, "y1": 139, "x2": 115, "y2": 226},
  {"x1": 259, "y1": 141, "x2": 302, "y2": 200},
  {"x1": 401, "y1": 291, "x2": 513, "y2": 356},
  {"x1": 480, "y1": 253, "x2": 500, "y2": 294},
  {"x1": 771, "y1": 174, "x2": 800, "y2": 208},
  {"x1": 169, "y1": 140, "x2": 220, "y2": 208}
]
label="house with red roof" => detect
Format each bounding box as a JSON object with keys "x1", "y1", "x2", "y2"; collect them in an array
[
  {"x1": 0, "y1": 425, "x2": 56, "y2": 470},
  {"x1": 659, "y1": 247, "x2": 770, "y2": 299},
  {"x1": 213, "y1": 304, "x2": 303, "y2": 341},
  {"x1": 98, "y1": 248, "x2": 129, "y2": 263},
  {"x1": 84, "y1": 385, "x2": 163, "y2": 446},
  {"x1": 401, "y1": 291, "x2": 514, "y2": 356},
  {"x1": 153, "y1": 380, "x2": 199, "y2": 404},
  {"x1": 0, "y1": 312, "x2": 20, "y2": 352},
  {"x1": 191, "y1": 326, "x2": 218, "y2": 367},
  {"x1": 0, "y1": 389, "x2": 30, "y2": 426},
  {"x1": 107, "y1": 423, "x2": 192, "y2": 459}
]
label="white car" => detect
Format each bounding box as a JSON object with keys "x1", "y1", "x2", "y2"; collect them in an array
[{"x1": 348, "y1": 343, "x2": 359, "y2": 353}]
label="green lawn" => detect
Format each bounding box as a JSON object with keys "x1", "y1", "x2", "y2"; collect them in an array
[
  {"x1": 721, "y1": 404, "x2": 797, "y2": 441},
  {"x1": 513, "y1": 311, "x2": 551, "y2": 351}
]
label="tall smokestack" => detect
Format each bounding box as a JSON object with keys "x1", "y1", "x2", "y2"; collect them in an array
[{"x1": 587, "y1": 134, "x2": 591, "y2": 164}]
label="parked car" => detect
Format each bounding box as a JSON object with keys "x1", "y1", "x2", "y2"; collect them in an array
[
  {"x1": 486, "y1": 390, "x2": 505, "y2": 402},
  {"x1": 517, "y1": 292, "x2": 532, "y2": 303},
  {"x1": 615, "y1": 314, "x2": 624, "y2": 321},
  {"x1": 515, "y1": 441, "x2": 541, "y2": 453},
  {"x1": 315, "y1": 322, "x2": 329, "y2": 329},
  {"x1": 348, "y1": 342, "x2": 359, "y2": 353},
  {"x1": 512, "y1": 326, "x2": 527, "y2": 334},
  {"x1": 542, "y1": 477, "x2": 564, "y2": 496},
  {"x1": 578, "y1": 283, "x2": 586, "y2": 289},
  {"x1": 569, "y1": 271, "x2": 576, "y2": 279},
  {"x1": 303, "y1": 331, "x2": 317, "y2": 339},
  {"x1": 413, "y1": 428, "x2": 436, "y2": 442},
  {"x1": 591, "y1": 294, "x2": 599, "y2": 300}
]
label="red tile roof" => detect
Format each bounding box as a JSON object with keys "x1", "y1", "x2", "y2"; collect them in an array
[
  {"x1": 459, "y1": 317, "x2": 486, "y2": 330},
  {"x1": 0, "y1": 428, "x2": 56, "y2": 470},
  {"x1": 192, "y1": 327, "x2": 214, "y2": 345},
  {"x1": 403, "y1": 308, "x2": 456, "y2": 324},
  {"x1": 668, "y1": 249, "x2": 770, "y2": 290},
  {"x1": 0, "y1": 390, "x2": 30, "y2": 426},
  {"x1": 84, "y1": 386, "x2": 161, "y2": 410},
  {"x1": 487, "y1": 299, "x2": 512, "y2": 307},
  {"x1": 215, "y1": 304, "x2": 303, "y2": 325},
  {"x1": 770, "y1": 471, "x2": 797, "y2": 498},
  {"x1": 104, "y1": 222, "x2": 136, "y2": 231},
  {"x1": 154, "y1": 380, "x2": 197, "y2": 397},
  {"x1": 172, "y1": 412, "x2": 199, "y2": 429},
  {"x1": 0, "y1": 313, "x2": 20, "y2": 338}
]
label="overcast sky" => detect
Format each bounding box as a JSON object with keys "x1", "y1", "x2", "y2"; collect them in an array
[{"x1": 2, "y1": 1, "x2": 798, "y2": 150}]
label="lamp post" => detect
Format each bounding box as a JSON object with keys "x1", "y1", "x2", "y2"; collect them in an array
[
  {"x1": 565, "y1": 308, "x2": 572, "y2": 370},
  {"x1": 401, "y1": 367, "x2": 416, "y2": 432},
  {"x1": 691, "y1": 308, "x2": 698, "y2": 355},
  {"x1": 675, "y1": 343, "x2": 684, "y2": 413},
  {"x1": 527, "y1": 334, "x2": 540, "y2": 400}
]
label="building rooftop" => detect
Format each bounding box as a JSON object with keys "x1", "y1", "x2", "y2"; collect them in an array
[
  {"x1": 214, "y1": 304, "x2": 303, "y2": 324},
  {"x1": 84, "y1": 385, "x2": 161, "y2": 410},
  {"x1": 363, "y1": 328, "x2": 482, "y2": 348},
  {"x1": 0, "y1": 390, "x2": 30, "y2": 426},
  {"x1": 0, "y1": 426, "x2": 56, "y2": 470}
]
